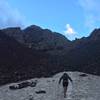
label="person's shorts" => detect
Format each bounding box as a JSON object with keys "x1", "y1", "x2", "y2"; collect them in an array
[{"x1": 63, "y1": 81, "x2": 68, "y2": 87}]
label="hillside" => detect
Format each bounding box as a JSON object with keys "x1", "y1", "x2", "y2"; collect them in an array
[
  {"x1": 0, "y1": 26, "x2": 100, "y2": 85},
  {"x1": 0, "y1": 30, "x2": 55, "y2": 85},
  {"x1": 3, "y1": 25, "x2": 71, "y2": 55},
  {"x1": 63, "y1": 29, "x2": 100, "y2": 74}
]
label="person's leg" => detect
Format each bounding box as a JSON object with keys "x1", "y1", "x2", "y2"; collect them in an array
[{"x1": 64, "y1": 86, "x2": 67, "y2": 98}]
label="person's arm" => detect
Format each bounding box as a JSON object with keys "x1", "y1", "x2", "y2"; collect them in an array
[
  {"x1": 68, "y1": 75, "x2": 73, "y2": 83},
  {"x1": 59, "y1": 76, "x2": 63, "y2": 84}
]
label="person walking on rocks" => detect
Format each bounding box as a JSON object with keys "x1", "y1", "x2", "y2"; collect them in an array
[{"x1": 59, "y1": 73, "x2": 73, "y2": 98}]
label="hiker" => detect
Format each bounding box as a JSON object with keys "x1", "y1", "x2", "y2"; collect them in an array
[{"x1": 59, "y1": 73, "x2": 73, "y2": 98}]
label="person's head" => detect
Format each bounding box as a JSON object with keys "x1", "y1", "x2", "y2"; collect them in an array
[{"x1": 63, "y1": 73, "x2": 68, "y2": 76}]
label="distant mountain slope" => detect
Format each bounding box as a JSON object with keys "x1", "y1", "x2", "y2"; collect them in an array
[
  {"x1": 63, "y1": 29, "x2": 100, "y2": 74},
  {"x1": 0, "y1": 26, "x2": 100, "y2": 85},
  {"x1": 0, "y1": 30, "x2": 56, "y2": 85},
  {"x1": 3, "y1": 25, "x2": 71, "y2": 55}
]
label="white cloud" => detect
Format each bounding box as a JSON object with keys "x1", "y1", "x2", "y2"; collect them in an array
[
  {"x1": 79, "y1": 0, "x2": 100, "y2": 29},
  {"x1": 64, "y1": 24, "x2": 76, "y2": 35},
  {"x1": 0, "y1": 0, "x2": 25, "y2": 29}
]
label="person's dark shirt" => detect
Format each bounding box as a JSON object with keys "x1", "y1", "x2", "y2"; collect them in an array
[{"x1": 59, "y1": 73, "x2": 72, "y2": 84}]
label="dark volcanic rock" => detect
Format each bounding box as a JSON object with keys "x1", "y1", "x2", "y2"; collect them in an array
[
  {"x1": 0, "y1": 30, "x2": 55, "y2": 85},
  {"x1": 89, "y1": 28, "x2": 100, "y2": 40},
  {"x1": 0, "y1": 26, "x2": 100, "y2": 86},
  {"x1": 3, "y1": 25, "x2": 71, "y2": 55},
  {"x1": 35, "y1": 90, "x2": 46, "y2": 94},
  {"x1": 3, "y1": 27, "x2": 24, "y2": 43}
]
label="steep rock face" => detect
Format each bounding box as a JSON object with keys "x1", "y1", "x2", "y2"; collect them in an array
[
  {"x1": 3, "y1": 27, "x2": 24, "y2": 43},
  {"x1": 3, "y1": 25, "x2": 71, "y2": 55},
  {"x1": 2, "y1": 26, "x2": 100, "y2": 70},
  {"x1": 63, "y1": 29, "x2": 100, "y2": 74},
  {"x1": 1, "y1": 25, "x2": 100, "y2": 85},
  {"x1": 0, "y1": 30, "x2": 55, "y2": 85},
  {"x1": 23, "y1": 25, "x2": 72, "y2": 55},
  {"x1": 89, "y1": 28, "x2": 100, "y2": 40}
]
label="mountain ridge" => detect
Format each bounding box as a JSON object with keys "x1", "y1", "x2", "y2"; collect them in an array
[
  {"x1": 3, "y1": 25, "x2": 71, "y2": 55},
  {"x1": 0, "y1": 25, "x2": 100, "y2": 85}
]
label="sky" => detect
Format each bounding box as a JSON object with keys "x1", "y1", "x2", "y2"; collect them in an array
[{"x1": 0, "y1": 0, "x2": 100, "y2": 40}]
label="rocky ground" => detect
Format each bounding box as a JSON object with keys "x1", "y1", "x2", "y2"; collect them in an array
[{"x1": 0, "y1": 71, "x2": 100, "y2": 100}]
